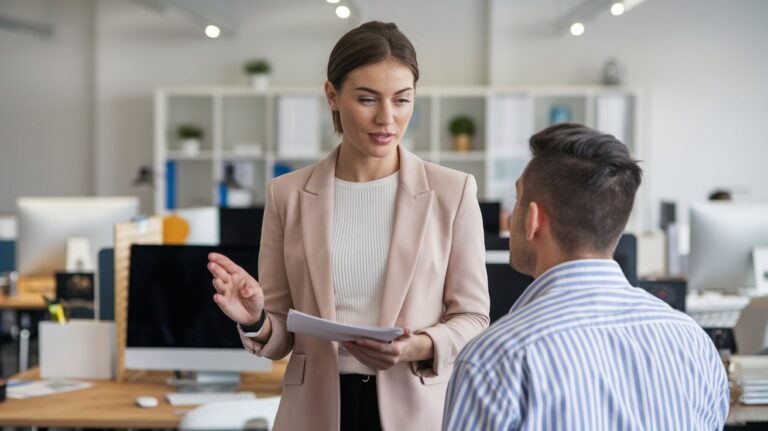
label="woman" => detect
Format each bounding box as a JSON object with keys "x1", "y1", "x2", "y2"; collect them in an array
[{"x1": 208, "y1": 21, "x2": 489, "y2": 430}]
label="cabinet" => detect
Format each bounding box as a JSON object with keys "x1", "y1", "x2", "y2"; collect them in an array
[{"x1": 155, "y1": 85, "x2": 645, "y2": 229}]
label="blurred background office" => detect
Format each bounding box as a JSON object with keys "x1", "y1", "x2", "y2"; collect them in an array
[{"x1": 1, "y1": 1, "x2": 768, "y2": 426}]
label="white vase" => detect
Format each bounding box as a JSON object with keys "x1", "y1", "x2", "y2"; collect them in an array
[
  {"x1": 248, "y1": 73, "x2": 270, "y2": 91},
  {"x1": 180, "y1": 138, "x2": 200, "y2": 156}
]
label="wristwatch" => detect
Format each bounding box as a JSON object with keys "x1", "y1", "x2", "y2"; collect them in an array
[{"x1": 240, "y1": 309, "x2": 267, "y2": 337}]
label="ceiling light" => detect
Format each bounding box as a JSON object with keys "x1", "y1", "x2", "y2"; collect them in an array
[
  {"x1": 570, "y1": 22, "x2": 585, "y2": 36},
  {"x1": 326, "y1": 0, "x2": 340, "y2": 4},
  {"x1": 611, "y1": 2, "x2": 625, "y2": 16},
  {"x1": 335, "y1": 5, "x2": 351, "y2": 19},
  {"x1": 205, "y1": 25, "x2": 221, "y2": 39}
]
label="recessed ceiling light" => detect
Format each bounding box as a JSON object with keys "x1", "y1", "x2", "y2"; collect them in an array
[
  {"x1": 205, "y1": 25, "x2": 221, "y2": 39},
  {"x1": 570, "y1": 22, "x2": 585, "y2": 36},
  {"x1": 326, "y1": 0, "x2": 340, "y2": 4},
  {"x1": 611, "y1": 2, "x2": 625, "y2": 16},
  {"x1": 335, "y1": 5, "x2": 351, "y2": 19}
]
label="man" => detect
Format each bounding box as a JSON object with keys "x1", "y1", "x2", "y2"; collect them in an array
[{"x1": 443, "y1": 124, "x2": 729, "y2": 430}]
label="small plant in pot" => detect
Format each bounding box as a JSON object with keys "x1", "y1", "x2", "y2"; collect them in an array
[
  {"x1": 177, "y1": 125, "x2": 203, "y2": 156},
  {"x1": 449, "y1": 116, "x2": 476, "y2": 152},
  {"x1": 244, "y1": 59, "x2": 271, "y2": 91}
]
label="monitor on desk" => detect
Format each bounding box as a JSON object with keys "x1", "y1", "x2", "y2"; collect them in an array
[
  {"x1": 689, "y1": 202, "x2": 768, "y2": 293},
  {"x1": 219, "y1": 207, "x2": 264, "y2": 247},
  {"x1": 125, "y1": 244, "x2": 271, "y2": 381},
  {"x1": 16, "y1": 197, "x2": 139, "y2": 276}
]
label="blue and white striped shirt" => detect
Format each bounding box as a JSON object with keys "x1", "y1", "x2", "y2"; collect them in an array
[{"x1": 443, "y1": 259, "x2": 729, "y2": 430}]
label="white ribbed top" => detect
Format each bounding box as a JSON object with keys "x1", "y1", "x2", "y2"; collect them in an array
[{"x1": 332, "y1": 171, "x2": 399, "y2": 375}]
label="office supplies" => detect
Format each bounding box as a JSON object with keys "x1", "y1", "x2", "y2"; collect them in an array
[
  {"x1": 124, "y1": 245, "x2": 271, "y2": 388},
  {"x1": 7, "y1": 379, "x2": 93, "y2": 399},
  {"x1": 135, "y1": 395, "x2": 159, "y2": 408},
  {"x1": 179, "y1": 397, "x2": 280, "y2": 430},
  {"x1": 165, "y1": 391, "x2": 256, "y2": 406},
  {"x1": 286, "y1": 309, "x2": 403, "y2": 342},
  {"x1": 39, "y1": 320, "x2": 115, "y2": 379}
]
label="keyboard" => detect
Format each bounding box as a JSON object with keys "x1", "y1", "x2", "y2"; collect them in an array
[
  {"x1": 165, "y1": 391, "x2": 256, "y2": 406},
  {"x1": 688, "y1": 308, "x2": 742, "y2": 328}
]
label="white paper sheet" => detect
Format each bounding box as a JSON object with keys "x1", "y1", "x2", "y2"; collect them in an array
[
  {"x1": 7, "y1": 379, "x2": 93, "y2": 399},
  {"x1": 286, "y1": 309, "x2": 403, "y2": 342}
]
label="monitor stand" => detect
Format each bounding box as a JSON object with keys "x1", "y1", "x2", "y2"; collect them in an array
[{"x1": 167, "y1": 371, "x2": 241, "y2": 393}]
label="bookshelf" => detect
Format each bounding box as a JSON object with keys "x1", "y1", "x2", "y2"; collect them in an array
[{"x1": 155, "y1": 85, "x2": 646, "y2": 229}]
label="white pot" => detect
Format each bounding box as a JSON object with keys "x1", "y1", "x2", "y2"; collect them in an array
[
  {"x1": 180, "y1": 138, "x2": 200, "y2": 156},
  {"x1": 248, "y1": 73, "x2": 270, "y2": 91}
]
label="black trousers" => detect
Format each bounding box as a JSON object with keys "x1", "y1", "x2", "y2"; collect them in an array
[{"x1": 340, "y1": 374, "x2": 382, "y2": 431}]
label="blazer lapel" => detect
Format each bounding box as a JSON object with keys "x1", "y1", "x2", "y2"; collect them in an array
[
  {"x1": 300, "y1": 147, "x2": 338, "y2": 321},
  {"x1": 378, "y1": 147, "x2": 434, "y2": 327}
]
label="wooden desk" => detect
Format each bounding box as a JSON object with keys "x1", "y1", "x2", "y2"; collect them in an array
[
  {"x1": 0, "y1": 275, "x2": 55, "y2": 309},
  {"x1": 0, "y1": 362, "x2": 285, "y2": 429},
  {"x1": 728, "y1": 403, "x2": 768, "y2": 425}
]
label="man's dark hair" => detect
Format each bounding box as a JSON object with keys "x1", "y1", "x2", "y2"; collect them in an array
[
  {"x1": 521, "y1": 123, "x2": 643, "y2": 254},
  {"x1": 708, "y1": 189, "x2": 732, "y2": 201}
]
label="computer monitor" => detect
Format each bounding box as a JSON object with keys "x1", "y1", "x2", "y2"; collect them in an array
[
  {"x1": 689, "y1": 203, "x2": 768, "y2": 292},
  {"x1": 125, "y1": 244, "x2": 271, "y2": 380},
  {"x1": 219, "y1": 207, "x2": 264, "y2": 247},
  {"x1": 16, "y1": 197, "x2": 139, "y2": 275},
  {"x1": 174, "y1": 206, "x2": 219, "y2": 245},
  {"x1": 479, "y1": 201, "x2": 501, "y2": 236}
]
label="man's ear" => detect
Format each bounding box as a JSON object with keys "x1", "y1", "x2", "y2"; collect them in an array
[
  {"x1": 324, "y1": 80, "x2": 338, "y2": 111},
  {"x1": 525, "y1": 201, "x2": 543, "y2": 241}
]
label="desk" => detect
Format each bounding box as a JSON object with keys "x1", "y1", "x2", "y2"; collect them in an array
[
  {"x1": 0, "y1": 275, "x2": 55, "y2": 309},
  {"x1": 0, "y1": 362, "x2": 285, "y2": 429},
  {"x1": 728, "y1": 403, "x2": 768, "y2": 425}
]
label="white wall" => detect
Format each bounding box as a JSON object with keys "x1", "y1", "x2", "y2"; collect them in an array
[
  {"x1": 1, "y1": 0, "x2": 766, "y2": 226},
  {"x1": 490, "y1": 0, "x2": 768, "y2": 226},
  {"x1": 0, "y1": 0, "x2": 94, "y2": 213},
  {"x1": 94, "y1": 0, "x2": 488, "y2": 212}
]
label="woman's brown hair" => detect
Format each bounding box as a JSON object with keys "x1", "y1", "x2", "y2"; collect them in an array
[{"x1": 327, "y1": 21, "x2": 419, "y2": 134}]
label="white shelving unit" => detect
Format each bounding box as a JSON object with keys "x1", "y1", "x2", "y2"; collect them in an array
[{"x1": 155, "y1": 85, "x2": 646, "y2": 229}]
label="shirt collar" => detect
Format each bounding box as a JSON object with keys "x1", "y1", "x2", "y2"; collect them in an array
[{"x1": 510, "y1": 259, "x2": 629, "y2": 312}]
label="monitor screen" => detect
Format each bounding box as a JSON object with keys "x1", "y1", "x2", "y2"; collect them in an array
[
  {"x1": 219, "y1": 207, "x2": 264, "y2": 247},
  {"x1": 125, "y1": 244, "x2": 270, "y2": 372},
  {"x1": 479, "y1": 201, "x2": 501, "y2": 236},
  {"x1": 689, "y1": 203, "x2": 768, "y2": 292},
  {"x1": 16, "y1": 197, "x2": 139, "y2": 276}
]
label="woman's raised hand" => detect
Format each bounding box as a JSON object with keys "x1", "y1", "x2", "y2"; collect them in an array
[{"x1": 207, "y1": 252, "x2": 265, "y2": 326}]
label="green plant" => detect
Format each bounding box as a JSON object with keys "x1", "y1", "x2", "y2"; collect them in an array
[
  {"x1": 244, "y1": 59, "x2": 271, "y2": 75},
  {"x1": 177, "y1": 125, "x2": 203, "y2": 139},
  {"x1": 449, "y1": 116, "x2": 476, "y2": 136}
]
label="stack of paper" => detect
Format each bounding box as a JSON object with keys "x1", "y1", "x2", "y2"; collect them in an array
[
  {"x1": 8, "y1": 379, "x2": 93, "y2": 399},
  {"x1": 730, "y1": 355, "x2": 768, "y2": 404},
  {"x1": 286, "y1": 309, "x2": 403, "y2": 342}
]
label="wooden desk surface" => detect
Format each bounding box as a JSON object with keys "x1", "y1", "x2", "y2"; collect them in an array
[
  {"x1": 0, "y1": 275, "x2": 54, "y2": 310},
  {"x1": 0, "y1": 362, "x2": 285, "y2": 429}
]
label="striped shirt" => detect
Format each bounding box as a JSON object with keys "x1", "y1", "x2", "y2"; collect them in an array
[{"x1": 443, "y1": 259, "x2": 729, "y2": 430}]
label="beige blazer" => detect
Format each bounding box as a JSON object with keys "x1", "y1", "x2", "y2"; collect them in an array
[{"x1": 239, "y1": 146, "x2": 490, "y2": 430}]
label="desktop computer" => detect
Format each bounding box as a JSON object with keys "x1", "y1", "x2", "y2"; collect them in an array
[
  {"x1": 219, "y1": 207, "x2": 264, "y2": 247},
  {"x1": 124, "y1": 244, "x2": 271, "y2": 388}
]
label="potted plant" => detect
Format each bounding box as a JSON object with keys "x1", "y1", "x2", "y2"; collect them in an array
[
  {"x1": 177, "y1": 125, "x2": 203, "y2": 156},
  {"x1": 244, "y1": 59, "x2": 271, "y2": 91},
  {"x1": 449, "y1": 116, "x2": 475, "y2": 152}
]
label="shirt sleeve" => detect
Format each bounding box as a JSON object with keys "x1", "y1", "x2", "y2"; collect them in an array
[{"x1": 443, "y1": 358, "x2": 525, "y2": 430}]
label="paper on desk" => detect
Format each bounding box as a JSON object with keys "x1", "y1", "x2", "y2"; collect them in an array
[
  {"x1": 7, "y1": 379, "x2": 93, "y2": 399},
  {"x1": 286, "y1": 309, "x2": 403, "y2": 342}
]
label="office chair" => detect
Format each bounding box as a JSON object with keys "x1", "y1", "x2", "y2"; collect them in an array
[{"x1": 179, "y1": 397, "x2": 281, "y2": 431}]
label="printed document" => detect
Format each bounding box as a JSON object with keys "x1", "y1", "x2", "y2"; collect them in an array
[{"x1": 286, "y1": 309, "x2": 403, "y2": 342}]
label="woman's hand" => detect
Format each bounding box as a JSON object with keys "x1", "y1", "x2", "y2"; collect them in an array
[
  {"x1": 207, "y1": 252, "x2": 265, "y2": 327},
  {"x1": 342, "y1": 329, "x2": 434, "y2": 370}
]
